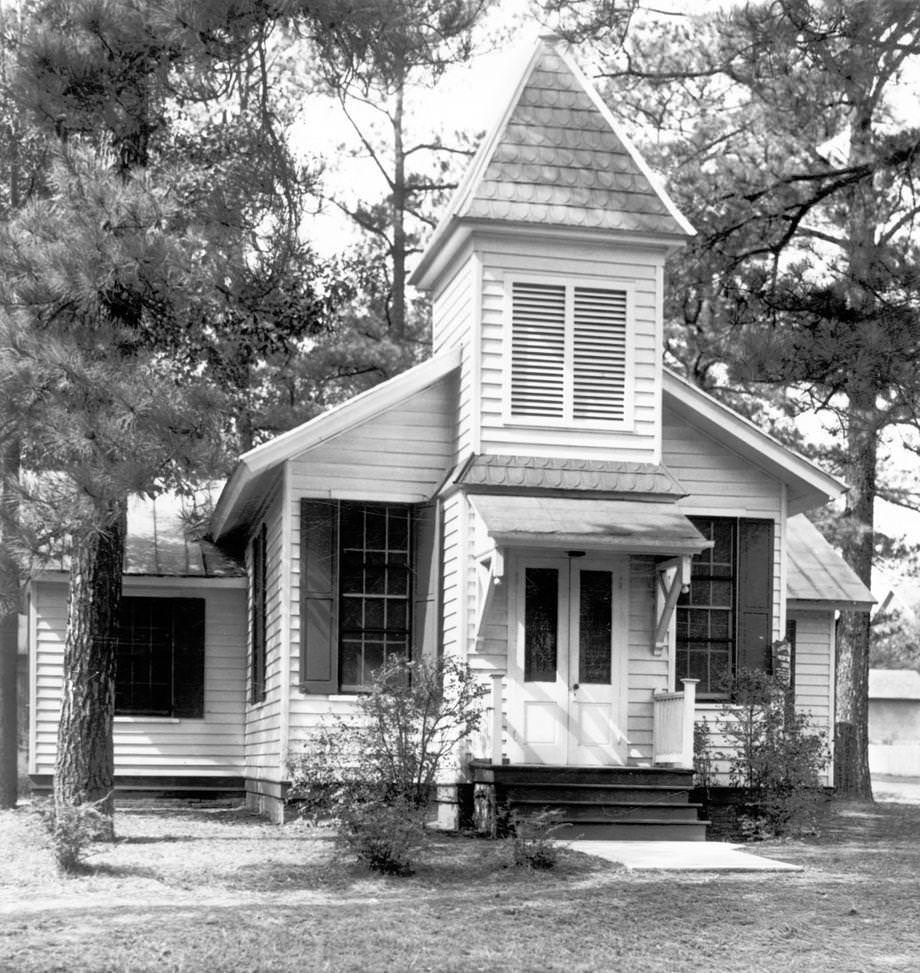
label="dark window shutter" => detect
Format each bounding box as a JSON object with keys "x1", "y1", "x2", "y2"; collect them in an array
[
  {"x1": 412, "y1": 502, "x2": 439, "y2": 662},
  {"x1": 172, "y1": 598, "x2": 206, "y2": 718},
  {"x1": 301, "y1": 499, "x2": 338, "y2": 693},
  {"x1": 736, "y1": 519, "x2": 774, "y2": 672}
]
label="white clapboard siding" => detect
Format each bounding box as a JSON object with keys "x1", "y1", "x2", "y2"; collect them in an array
[
  {"x1": 432, "y1": 256, "x2": 475, "y2": 459},
  {"x1": 789, "y1": 610, "x2": 834, "y2": 739},
  {"x1": 285, "y1": 379, "x2": 458, "y2": 737},
  {"x1": 663, "y1": 405, "x2": 785, "y2": 643},
  {"x1": 626, "y1": 556, "x2": 664, "y2": 763},
  {"x1": 476, "y1": 238, "x2": 663, "y2": 461},
  {"x1": 245, "y1": 483, "x2": 285, "y2": 781},
  {"x1": 31, "y1": 580, "x2": 246, "y2": 778}
]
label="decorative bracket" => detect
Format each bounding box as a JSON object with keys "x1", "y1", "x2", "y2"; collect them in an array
[
  {"x1": 473, "y1": 548, "x2": 504, "y2": 648},
  {"x1": 653, "y1": 555, "x2": 692, "y2": 655}
]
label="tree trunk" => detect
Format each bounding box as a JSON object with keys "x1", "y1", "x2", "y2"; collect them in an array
[
  {"x1": 53, "y1": 501, "x2": 127, "y2": 831},
  {"x1": 0, "y1": 436, "x2": 22, "y2": 808},
  {"x1": 390, "y1": 78, "x2": 406, "y2": 342},
  {"x1": 833, "y1": 391, "x2": 877, "y2": 800}
]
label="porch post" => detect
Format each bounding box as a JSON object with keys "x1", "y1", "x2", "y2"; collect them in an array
[
  {"x1": 490, "y1": 672, "x2": 504, "y2": 766},
  {"x1": 680, "y1": 678, "x2": 699, "y2": 770}
]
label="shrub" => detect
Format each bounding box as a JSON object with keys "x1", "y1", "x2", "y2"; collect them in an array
[
  {"x1": 693, "y1": 718, "x2": 715, "y2": 791},
  {"x1": 40, "y1": 799, "x2": 110, "y2": 873},
  {"x1": 508, "y1": 809, "x2": 567, "y2": 871},
  {"x1": 716, "y1": 668, "x2": 829, "y2": 838},
  {"x1": 288, "y1": 655, "x2": 487, "y2": 875}
]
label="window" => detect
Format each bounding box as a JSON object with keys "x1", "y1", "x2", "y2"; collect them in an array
[
  {"x1": 675, "y1": 517, "x2": 773, "y2": 696},
  {"x1": 508, "y1": 279, "x2": 631, "y2": 425},
  {"x1": 115, "y1": 596, "x2": 205, "y2": 718},
  {"x1": 250, "y1": 523, "x2": 267, "y2": 703},
  {"x1": 338, "y1": 503, "x2": 411, "y2": 692},
  {"x1": 301, "y1": 499, "x2": 436, "y2": 696}
]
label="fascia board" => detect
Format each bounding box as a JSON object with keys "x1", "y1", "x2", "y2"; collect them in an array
[
  {"x1": 787, "y1": 597, "x2": 875, "y2": 611},
  {"x1": 211, "y1": 347, "x2": 462, "y2": 540},
  {"x1": 662, "y1": 369, "x2": 845, "y2": 505}
]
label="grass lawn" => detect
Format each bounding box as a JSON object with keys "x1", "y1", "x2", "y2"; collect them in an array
[{"x1": 1, "y1": 800, "x2": 918, "y2": 972}]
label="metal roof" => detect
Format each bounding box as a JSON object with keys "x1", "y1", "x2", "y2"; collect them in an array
[
  {"x1": 124, "y1": 491, "x2": 244, "y2": 578},
  {"x1": 786, "y1": 514, "x2": 874, "y2": 608},
  {"x1": 469, "y1": 494, "x2": 710, "y2": 555},
  {"x1": 457, "y1": 454, "x2": 687, "y2": 498}
]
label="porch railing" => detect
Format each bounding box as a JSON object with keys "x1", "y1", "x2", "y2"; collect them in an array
[
  {"x1": 472, "y1": 671, "x2": 505, "y2": 765},
  {"x1": 652, "y1": 678, "x2": 698, "y2": 769}
]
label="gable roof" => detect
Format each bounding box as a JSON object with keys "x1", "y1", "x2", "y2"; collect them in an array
[
  {"x1": 786, "y1": 514, "x2": 874, "y2": 609},
  {"x1": 662, "y1": 370, "x2": 846, "y2": 515},
  {"x1": 412, "y1": 34, "x2": 693, "y2": 291},
  {"x1": 211, "y1": 348, "x2": 461, "y2": 541}
]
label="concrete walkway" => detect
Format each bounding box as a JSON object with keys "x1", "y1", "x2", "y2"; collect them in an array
[{"x1": 568, "y1": 840, "x2": 803, "y2": 872}]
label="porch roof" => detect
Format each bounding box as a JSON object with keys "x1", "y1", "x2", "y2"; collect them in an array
[{"x1": 468, "y1": 494, "x2": 710, "y2": 555}]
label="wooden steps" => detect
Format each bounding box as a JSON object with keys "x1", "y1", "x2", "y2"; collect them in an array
[{"x1": 472, "y1": 763, "x2": 708, "y2": 841}]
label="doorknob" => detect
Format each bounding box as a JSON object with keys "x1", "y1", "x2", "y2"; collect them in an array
[{"x1": 572, "y1": 683, "x2": 580, "y2": 692}]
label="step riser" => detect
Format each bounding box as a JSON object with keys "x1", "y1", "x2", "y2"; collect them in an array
[
  {"x1": 506, "y1": 802, "x2": 701, "y2": 823},
  {"x1": 488, "y1": 768, "x2": 693, "y2": 787},
  {"x1": 499, "y1": 785, "x2": 690, "y2": 804}
]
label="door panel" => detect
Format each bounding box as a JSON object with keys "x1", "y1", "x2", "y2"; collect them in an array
[{"x1": 508, "y1": 555, "x2": 628, "y2": 765}]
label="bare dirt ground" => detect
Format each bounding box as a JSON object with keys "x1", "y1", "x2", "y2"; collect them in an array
[{"x1": 1, "y1": 800, "x2": 919, "y2": 972}]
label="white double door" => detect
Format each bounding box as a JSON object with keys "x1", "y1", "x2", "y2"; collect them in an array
[{"x1": 508, "y1": 553, "x2": 629, "y2": 766}]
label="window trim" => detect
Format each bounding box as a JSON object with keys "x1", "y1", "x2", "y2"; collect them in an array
[{"x1": 502, "y1": 272, "x2": 636, "y2": 431}]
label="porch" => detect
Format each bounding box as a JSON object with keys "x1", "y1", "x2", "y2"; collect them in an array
[{"x1": 464, "y1": 673, "x2": 705, "y2": 840}]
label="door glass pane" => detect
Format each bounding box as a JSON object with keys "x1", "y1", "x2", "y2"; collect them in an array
[
  {"x1": 579, "y1": 570, "x2": 612, "y2": 684},
  {"x1": 524, "y1": 568, "x2": 558, "y2": 682}
]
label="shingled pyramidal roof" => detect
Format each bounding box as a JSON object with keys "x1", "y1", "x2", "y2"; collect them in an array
[{"x1": 413, "y1": 35, "x2": 692, "y2": 285}]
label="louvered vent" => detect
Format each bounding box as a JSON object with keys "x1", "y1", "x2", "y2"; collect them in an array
[
  {"x1": 510, "y1": 282, "x2": 566, "y2": 418},
  {"x1": 572, "y1": 287, "x2": 628, "y2": 421}
]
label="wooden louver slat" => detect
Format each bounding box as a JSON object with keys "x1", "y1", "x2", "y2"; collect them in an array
[
  {"x1": 511, "y1": 281, "x2": 566, "y2": 417},
  {"x1": 572, "y1": 286, "x2": 627, "y2": 421}
]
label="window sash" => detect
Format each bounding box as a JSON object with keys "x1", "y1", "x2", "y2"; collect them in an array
[{"x1": 338, "y1": 503, "x2": 412, "y2": 692}]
